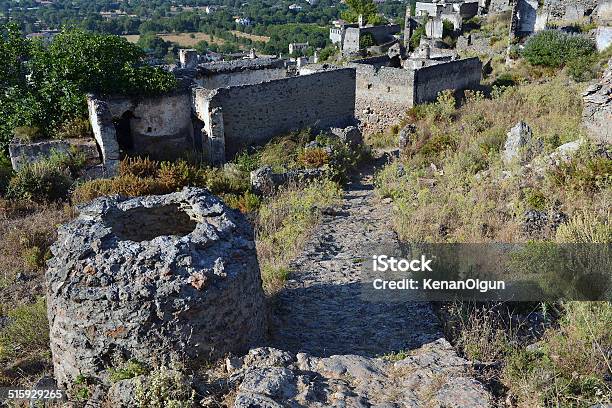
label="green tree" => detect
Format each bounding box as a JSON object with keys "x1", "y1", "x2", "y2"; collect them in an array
[
  {"x1": 0, "y1": 25, "x2": 178, "y2": 153},
  {"x1": 341, "y1": 0, "x2": 386, "y2": 25},
  {"x1": 137, "y1": 33, "x2": 170, "y2": 59}
]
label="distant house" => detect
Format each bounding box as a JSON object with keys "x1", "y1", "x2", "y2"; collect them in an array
[
  {"x1": 235, "y1": 17, "x2": 252, "y2": 26},
  {"x1": 289, "y1": 4, "x2": 303, "y2": 11},
  {"x1": 289, "y1": 42, "x2": 309, "y2": 55},
  {"x1": 26, "y1": 30, "x2": 59, "y2": 43},
  {"x1": 201, "y1": 51, "x2": 223, "y2": 62}
]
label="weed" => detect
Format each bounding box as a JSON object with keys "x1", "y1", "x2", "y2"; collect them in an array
[
  {"x1": 0, "y1": 297, "x2": 49, "y2": 362},
  {"x1": 7, "y1": 161, "x2": 72, "y2": 203},
  {"x1": 135, "y1": 365, "x2": 195, "y2": 408},
  {"x1": 109, "y1": 360, "x2": 150, "y2": 383},
  {"x1": 13, "y1": 126, "x2": 44, "y2": 143},
  {"x1": 54, "y1": 117, "x2": 92, "y2": 139},
  {"x1": 256, "y1": 180, "x2": 341, "y2": 292}
]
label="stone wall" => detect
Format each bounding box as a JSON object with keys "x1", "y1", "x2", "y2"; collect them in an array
[
  {"x1": 195, "y1": 59, "x2": 287, "y2": 89},
  {"x1": 349, "y1": 60, "x2": 415, "y2": 135},
  {"x1": 488, "y1": 0, "x2": 513, "y2": 12},
  {"x1": 413, "y1": 57, "x2": 482, "y2": 104},
  {"x1": 583, "y1": 58, "x2": 612, "y2": 143},
  {"x1": 195, "y1": 68, "x2": 357, "y2": 158},
  {"x1": 542, "y1": 0, "x2": 601, "y2": 18},
  {"x1": 342, "y1": 25, "x2": 401, "y2": 55},
  {"x1": 8, "y1": 138, "x2": 99, "y2": 171},
  {"x1": 87, "y1": 97, "x2": 120, "y2": 175},
  {"x1": 516, "y1": 0, "x2": 539, "y2": 35},
  {"x1": 101, "y1": 92, "x2": 194, "y2": 160}
]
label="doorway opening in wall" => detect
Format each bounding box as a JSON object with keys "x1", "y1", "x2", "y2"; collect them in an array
[{"x1": 114, "y1": 111, "x2": 135, "y2": 156}]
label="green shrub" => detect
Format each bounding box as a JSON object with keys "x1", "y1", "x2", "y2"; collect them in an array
[
  {"x1": 13, "y1": 126, "x2": 44, "y2": 142},
  {"x1": 525, "y1": 189, "x2": 548, "y2": 211},
  {"x1": 48, "y1": 148, "x2": 87, "y2": 178},
  {"x1": 565, "y1": 53, "x2": 598, "y2": 82},
  {"x1": 318, "y1": 45, "x2": 337, "y2": 62},
  {"x1": 0, "y1": 157, "x2": 13, "y2": 196},
  {"x1": 54, "y1": 117, "x2": 92, "y2": 139},
  {"x1": 0, "y1": 297, "x2": 49, "y2": 361},
  {"x1": 555, "y1": 211, "x2": 611, "y2": 244},
  {"x1": 7, "y1": 161, "x2": 72, "y2": 202},
  {"x1": 233, "y1": 149, "x2": 261, "y2": 173},
  {"x1": 522, "y1": 30, "x2": 596, "y2": 69},
  {"x1": 109, "y1": 360, "x2": 150, "y2": 383},
  {"x1": 548, "y1": 152, "x2": 611, "y2": 193},
  {"x1": 135, "y1": 366, "x2": 195, "y2": 408},
  {"x1": 503, "y1": 302, "x2": 612, "y2": 407},
  {"x1": 359, "y1": 32, "x2": 375, "y2": 49}
]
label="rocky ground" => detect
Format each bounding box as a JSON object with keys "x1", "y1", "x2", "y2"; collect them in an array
[{"x1": 227, "y1": 151, "x2": 492, "y2": 407}]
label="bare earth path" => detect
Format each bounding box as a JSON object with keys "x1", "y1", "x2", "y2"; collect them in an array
[
  {"x1": 230, "y1": 152, "x2": 492, "y2": 407},
  {"x1": 270, "y1": 152, "x2": 443, "y2": 356}
]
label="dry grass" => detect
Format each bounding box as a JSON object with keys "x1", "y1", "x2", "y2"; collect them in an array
[
  {"x1": 230, "y1": 30, "x2": 270, "y2": 43},
  {"x1": 0, "y1": 201, "x2": 74, "y2": 297},
  {"x1": 375, "y1": 77, "x2": 610, "y2": 243},
  {"x1": 124, "y1": 32, "x2": 227, "y2": 47},
  {"x1": 256, "y1": 180, "x2": 341, "y2": 293}
]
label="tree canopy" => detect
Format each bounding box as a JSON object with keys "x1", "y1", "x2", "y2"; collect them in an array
[
  {"x1": 341, "y1": 0, "x2": 386, "y2": 25},
  {"x1": 0, "y1": 24, "x2": 177, "y2": 152}
]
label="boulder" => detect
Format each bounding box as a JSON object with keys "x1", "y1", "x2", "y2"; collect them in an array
[
  {"x1": 398, "y1": 124, "x2": 417, "y2": 150},
  {"x1": 46, "y1": 188, "x2": 267, "y2": 390},
  {"x1": 582, "y1": 58, "x2": 612, "y2": 143},
  {"x1": 230, "y1": 340, "x2": 491, "y2": 407},
  {"x1": 329, "y1": 126, "x2": 363, "y2": 148},
  {"x1": 502, "y1": 122, "x2": 543, "y2": 165},
  {"x1": 250, "y1": 166, "x2": 323, "y2": 195}
]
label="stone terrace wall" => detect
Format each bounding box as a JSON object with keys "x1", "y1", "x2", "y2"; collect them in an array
[
  {"x1": 199, "y1": 68, "x2": 357, "y2": 158},
  {"x1": 413, "y1": 58, "x2": 482, "y2": 105},
  {"x1": 349, "y1": 61, "x2": 415, "y2": 135}
]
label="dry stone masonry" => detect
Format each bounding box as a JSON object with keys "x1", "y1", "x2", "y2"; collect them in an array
[
  {"x1": 46, "y1": 188, "x2": 266, "y2": 389},
  {"x1": 347, "y1": 56, "x2": 482, "y2": 134},
  {"x1": 583, "y1": 58, "x2": 612, "y2": 144}
]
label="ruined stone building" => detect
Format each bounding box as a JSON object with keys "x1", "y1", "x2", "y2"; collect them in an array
[
  {"x1": 414, "y1": 0, "x2": 480, "y2": 34},
  {"x1": 504, "y1": 0, "x2": 612, "y2": 49},
  {"x1": 329, "y1": 19, "x2": 401, "y2": 55},
  {"x1": 87, "y1": 57, "x2": 357, "y2": 173}
]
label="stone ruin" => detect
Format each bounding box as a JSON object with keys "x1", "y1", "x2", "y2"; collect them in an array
[
  {"x1": 45, "y1": 187, "x2": 266, "y2": 389},
  {"x1": 85, "y1": 58, "x2": 357, "y2": 173},
  {"x1": 583, "y1": 57, "x2": 612, "y2": 143}
]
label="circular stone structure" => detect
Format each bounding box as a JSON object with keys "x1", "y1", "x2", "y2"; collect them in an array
[{"x1": 46, "y1": 187, "x2": 266, "y2": 388}]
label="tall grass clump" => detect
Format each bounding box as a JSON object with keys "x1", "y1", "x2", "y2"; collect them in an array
[{"x1": 256, "y1": 179, "x2": 341, "y2": 292}]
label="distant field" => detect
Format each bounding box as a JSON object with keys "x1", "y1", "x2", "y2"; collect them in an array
[
  {"x1": 230, "y1": 30, "x2": 270, "y2": 43},
  {"x1": 124, "y1": 32, "x2": 227, "y2": 47}
]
